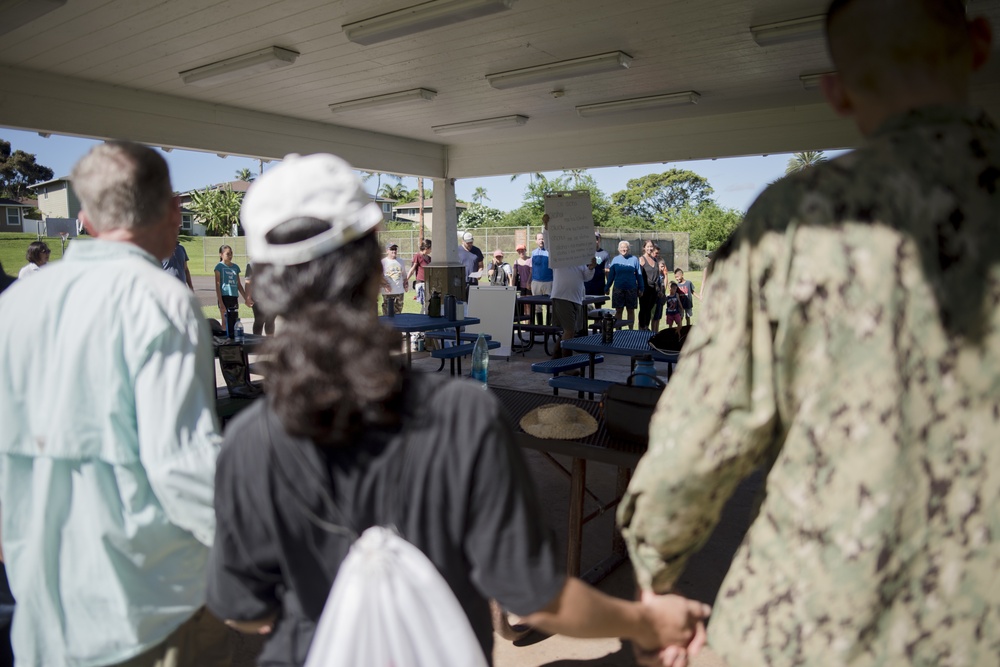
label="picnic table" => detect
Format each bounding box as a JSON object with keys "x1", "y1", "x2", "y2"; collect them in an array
[
  {"x1": 561, "y1": 330, "x2": 680, "y2": 380},
  {"x1": 378, "y1": 313, "x2": 481, "y2": 366},
  {"x1": 513, "y1": 294, "x2": 607, "y2": 353},
  {"x1": 492, "y1": 387, "x2": 645, "y2": 584}
]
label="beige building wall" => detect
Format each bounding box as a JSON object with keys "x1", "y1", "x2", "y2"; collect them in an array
[{"x1": 34, "y1": 183, "x2": 71, "y2": 219}]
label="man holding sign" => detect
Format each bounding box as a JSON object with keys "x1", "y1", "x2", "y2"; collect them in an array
[
  {"x1": 542, "y1": 214, "x2": 595, "y2": 362},
  {"x1": 543, "y1": 192, "x2": 599, "y2": 361}
]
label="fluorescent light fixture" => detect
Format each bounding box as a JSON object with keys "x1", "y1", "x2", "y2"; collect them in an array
[
  {"x1": 750, "y1": 15, "x2": 825, "y2": 47},
  {"x1": 179, "y1": 47, "x2": 300, "y2": 87},
  {"x1": 576, "y1": 91, "x2": 700, "y2": 117},
  {"x1": 432, "y1": 115, "x2": 528, "y2": 136},
  {"x1": 0, "y1": 0, "x2": 66, "y2": 38},
  {"x1": 800, "y1": 72, "x2": 834, "y2": 90},
  {"x1": 329, "y1": 88, "x2": 438, "y2": 113},
  {"x1": 344, "y1": 0, "x2": 514, "y2": 45},
  {"x1": 487, "y1": 51, "x2": 632, "y2": 89}
]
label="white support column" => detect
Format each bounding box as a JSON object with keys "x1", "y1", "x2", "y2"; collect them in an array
[{"x1": 432, "y1": 177, "x2": 459, "y2": 264}]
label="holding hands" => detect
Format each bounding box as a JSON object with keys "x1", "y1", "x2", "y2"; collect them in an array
[{"x1": 633, "y1": 590, "x2": 711, "y2": 667}]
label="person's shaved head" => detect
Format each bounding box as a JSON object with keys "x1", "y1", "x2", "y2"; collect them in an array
[
  {"x1": 820, "y1": 0, "x2": 991, "y2": 135},
  {"x1": 826, "y1": 0, "x2": 972, "y2": 94}
]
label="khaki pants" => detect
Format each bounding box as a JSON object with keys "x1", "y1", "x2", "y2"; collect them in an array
[{"x1": 113, "y1": 608, "x2": 261, "y2": 667}]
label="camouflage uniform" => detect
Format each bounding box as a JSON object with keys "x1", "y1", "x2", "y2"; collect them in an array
[{"x1": 620, "y1": 106, "x2": 1000, "y2": 666}]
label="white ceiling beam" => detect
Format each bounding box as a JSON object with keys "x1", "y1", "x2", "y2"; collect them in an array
[
  {"x1": 0, "y1": 65, "x2": 447, "y2": 178},
  {"x1": 445, "y1": 102, "x2": 859, "y2": 177}
]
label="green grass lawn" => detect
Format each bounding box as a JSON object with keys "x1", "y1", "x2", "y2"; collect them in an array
[
  {"x1": 2, "y1": 231, "x2": 705, "y2": 325},
  {"x1": 0, "y1": 233, "x2": 70, "y2": 277}
]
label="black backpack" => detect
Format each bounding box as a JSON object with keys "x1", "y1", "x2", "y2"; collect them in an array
[{"x1": 489, "y1": 262, "x2": 511, "y2": 286}]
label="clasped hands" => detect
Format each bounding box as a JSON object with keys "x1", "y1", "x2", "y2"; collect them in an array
[{"x1": 634, "y1": 590, "x2": 711, "y2": 667}]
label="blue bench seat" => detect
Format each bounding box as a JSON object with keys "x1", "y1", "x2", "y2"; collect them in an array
[
  {"x1": 530, "y1": 354, "x2": 603, "y2": 376},
  {"x1": 423, "y1": 331, "x2": 491, "y2": 342},
  {"x1": 547, "y1": 375, "x2": 614, "y2": 399},
  {"x1": 430, "y1": 339, "x2": 501, "y2": 375}
]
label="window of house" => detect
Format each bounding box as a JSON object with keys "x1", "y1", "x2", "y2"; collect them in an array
[
  {"x1": 181, "y1": 214, "x2": 192, "y2": 232},
  {"x1": 6, "y1": 208, "x2": 21, "y2": 227},
  {"x1": 382, "y1": 202, "x2": 391, "y2": 213}
]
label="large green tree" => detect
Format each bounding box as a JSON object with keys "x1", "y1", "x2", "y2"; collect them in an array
[
  {"x1": 667, "y1": 201, "x2": 743, "y2": 251},
  {"x1": 459, "y1": 202, "x2": 505, "y2": 229},
  {"x1": 611, "y1": 169, "x2": 714, "y2": 223},
  {"x1": 521, "y1": 174, "x2": 570, "y2": 214},
  {"x1": 188, "y1": 185, "x2": 243, "y2": 236},
  {"x1": 0, "y1": 139, "x2": 54, "y2": 200}
]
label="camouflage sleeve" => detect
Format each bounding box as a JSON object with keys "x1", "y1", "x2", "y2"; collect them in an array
[{"x1": 618, "y1": 228, "x2": 781, "y2": 592}]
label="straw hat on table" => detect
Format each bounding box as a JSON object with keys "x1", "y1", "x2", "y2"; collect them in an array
[{"x1": 519, "y1": 403, "x2": 597, "y2": 440}]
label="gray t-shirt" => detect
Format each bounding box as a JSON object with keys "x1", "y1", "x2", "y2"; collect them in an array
[
  {"x1": 458, "y1": 244, "x2": 484, "y2": 283},
  {"x1": 207, "y1": 372, "x2": 563, "y2": 666}
]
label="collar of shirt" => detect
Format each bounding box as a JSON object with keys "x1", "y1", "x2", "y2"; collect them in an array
[{"x1": 64, "y1": 237, "x2": 160, "y2": 267}]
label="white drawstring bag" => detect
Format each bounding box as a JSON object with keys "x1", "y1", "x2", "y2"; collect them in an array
[{"x1": 303, "y1": 525, "x2": 489, "y2": 667}]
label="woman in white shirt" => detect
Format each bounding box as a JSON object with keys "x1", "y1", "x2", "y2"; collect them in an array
[{"x1": 18, "y1": 241, "x2": 51, "y2": 279}]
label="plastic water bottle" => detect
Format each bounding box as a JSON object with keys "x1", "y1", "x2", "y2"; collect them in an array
[
  {"x1": 471, "y1": 333, "x2": 489, "y2": 388},
  {"x1": 234, "y1": 319, "x2": 244, "y2": 344},
  {"x1": 633, "y1": 354, "x2": 658, "y2": 387}
]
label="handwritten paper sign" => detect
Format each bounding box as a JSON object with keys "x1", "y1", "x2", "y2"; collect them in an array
[{"x1": 544, "y1": 191, "x2": 595, "y2": 268}]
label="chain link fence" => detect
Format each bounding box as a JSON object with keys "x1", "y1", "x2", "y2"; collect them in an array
[
  {"x1": 376, "y1": 227, "x2": 691, "y2": 270},
  {"x1": 190, "y1": 227, "x2": 692, "y2": 272}
]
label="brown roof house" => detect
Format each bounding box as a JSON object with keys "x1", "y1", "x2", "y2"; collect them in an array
[{"x1": 392, "y1": 198, "x2": 468, "y2": 231}]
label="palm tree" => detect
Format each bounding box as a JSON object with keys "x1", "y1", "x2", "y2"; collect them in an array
[
  {"x1": 785, "y1": 151, "x2": 827, "y2": 175},
  {"x1": 472, "y1": 186, "x2": 489, "y2": 204},
  {"x1": 235, "y1": 167, "x2": 255, "y2": 182},
  {"x1": 361, "y1": 171, "x2": 402, "y2": 202},
  {"x1": 379, "y1": 182, "x2": 409, "y2": 201},
  {"x1": 509, "y1": 172, "x2": 545, "y2": 184},
  {"x1": 562, "y1": 168, "x2": 587, "y2": 187}
]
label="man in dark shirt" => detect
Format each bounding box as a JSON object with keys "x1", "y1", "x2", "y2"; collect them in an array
[
  {"x1": 457, "y1": 231, "x2": 484, "y2": 287},
  {"x1": 584, "y1": 231, "x2": 610, "y2": 296}
]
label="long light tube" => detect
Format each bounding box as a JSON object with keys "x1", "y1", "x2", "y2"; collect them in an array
[
  {"x1": 344, "y1": 0, "x2": 514, "y2": 46},
  {"x1": 486, "y1": 51, "x2": 632, "y2": 89},
  {"x1": 576, "y1": 91, "x2": 700, "y2": 117},
  {"x1": 799, "y1": 72, "x2": 834, "y2": 90},
  {"x1": 750, "y1": 15, "x2": 825, "y2": 47},
  {"x1": 432, "y1": 115, "x2": 528, "y2": 136},
  {"x1": 179, "y1": 47, "x2": 300, "y2": 87},
  {"x1": 329, "y1": 88, "x2": 438, "y2": 113}
]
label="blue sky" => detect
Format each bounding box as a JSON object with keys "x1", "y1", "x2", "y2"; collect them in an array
[{"x1": 2, "y1": 126, "x2": 841, "y2": 214}]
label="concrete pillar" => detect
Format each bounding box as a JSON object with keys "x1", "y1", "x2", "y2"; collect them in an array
[
  {"x1": 431, "y1": 176, "x2": 458, "y2": 264},
  {"x1": 424, "y1": 177, "x2": 466, "y2": 301}
]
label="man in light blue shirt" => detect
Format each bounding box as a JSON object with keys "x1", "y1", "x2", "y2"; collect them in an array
[{"x1": 0, "y1": 142, "x2": 233, "y2": 666}]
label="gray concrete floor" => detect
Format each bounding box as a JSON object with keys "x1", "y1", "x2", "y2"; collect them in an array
[{"x1": 207, "y1": 272, "x2": 746, "y2": 667}]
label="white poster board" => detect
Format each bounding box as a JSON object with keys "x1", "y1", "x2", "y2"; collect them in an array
[
  {"x1": 466, "y1": 285, "x2": 517, "y2": 357},
  {"x1": 544, "y1": 191, "x2": 594, "y2": 268}
]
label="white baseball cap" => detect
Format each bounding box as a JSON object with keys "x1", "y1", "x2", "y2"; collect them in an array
[
  {"x1": 462, "y1": 232, "x2": 474, "y2": 242},
  {"x1": 241, "y1": 153, "x2": 383, "y2": 266}
]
